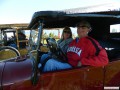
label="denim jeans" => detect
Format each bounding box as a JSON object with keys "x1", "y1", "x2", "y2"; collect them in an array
[
  {"x1": 43, "y1": 59, "x2": 72, "y2": 72},
  {"x1": 39, "y1": 53, "x2": 72, "y2": 72},
  {"x1": 38, "y1": 54, "x2": 49, "y2": 68},
  {"x1": 40, "y1": 54, "x2": 50, "y2": 63}
]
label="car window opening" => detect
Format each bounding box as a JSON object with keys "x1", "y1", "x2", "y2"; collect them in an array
[{"x1": 97, "y1": 24, "x2": 120, "y2": 62}]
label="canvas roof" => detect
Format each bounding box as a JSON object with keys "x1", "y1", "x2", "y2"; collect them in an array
[
  {"x1": 0, "y1": 23, "x2": 29, "y2": 30},
  {"x1": 24, "y1": 3, "x2": 120, "y2": 29}
]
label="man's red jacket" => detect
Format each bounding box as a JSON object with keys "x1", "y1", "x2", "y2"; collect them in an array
[{"x1": 67, "y1": 36, "x2": 109, "y2": 67}]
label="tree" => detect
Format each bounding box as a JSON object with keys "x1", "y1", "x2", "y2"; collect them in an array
[
  {"x1": 42, "y1": 32, "x2": 48, "y2": 38},
  {"x1": 112, "y1": 28, "x2": 117, "y2": 33},
  {"x1": 49, "y1": 32, "x2": 55, "y2": 38}
]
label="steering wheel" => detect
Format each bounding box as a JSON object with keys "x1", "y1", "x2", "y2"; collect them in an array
[
  {"x1": 46, "y1": 38, "x2": 58, "y2": 53},
  {"x1": 46, "y1": 38, "x2": 67, "y2": 62}
]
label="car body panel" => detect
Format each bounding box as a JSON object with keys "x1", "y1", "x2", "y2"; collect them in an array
[
  {"x1": 85, "y1": 66, "x2": 104, "y2": 90},
  {"x1": 104, "y1": 59, "x2": 120, "y2": 86},
  {"x1": 0, "y1": 62, "x2": 5, "y2": 89},
  {"x1": 2, "y1": 58, "x2": 33, "y2": 90},
  {"x1": 37, "y1": 66, "x2": 104, "y2": 90},
  {"x1": 2, "y1": 63, "x2": 119, "y2": 90},
  {"x1": 40, "y1": 68, "x2": 86, "y2": 90}
]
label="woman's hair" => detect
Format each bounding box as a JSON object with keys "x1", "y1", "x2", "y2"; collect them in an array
[{"x1": 61, "y1": 26, "x2": 72, "y2": 39}]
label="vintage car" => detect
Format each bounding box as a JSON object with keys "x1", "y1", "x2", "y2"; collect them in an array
[
  {"x1": 0, "y1": 24, "x2": 29, "y2": 60},
  {"x1": 0, "y1": 24, "x2": 29, "y2": 48},
  {"x1": 0, "y1": 5, "x2": 120, "y2": 90}
]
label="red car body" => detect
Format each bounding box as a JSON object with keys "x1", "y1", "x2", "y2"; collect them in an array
[{"x1": 1, "y1": 58, "x2": 120, "y2": 90}]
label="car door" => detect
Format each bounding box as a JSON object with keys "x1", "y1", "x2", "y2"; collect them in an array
[
  {"x1": 85, "y1": 66, "x2": 105, "y2": 90},
  {"x1": 38, "y1": 66, "x2": 104, "y2": 90},
  {"x1": 40, "y1": 68, "x2": 86, "y2": 90}
]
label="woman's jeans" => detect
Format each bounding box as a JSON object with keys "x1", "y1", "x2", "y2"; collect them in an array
[{"x1": 38, "y1": 54, "x2": 72, "y2": 72}]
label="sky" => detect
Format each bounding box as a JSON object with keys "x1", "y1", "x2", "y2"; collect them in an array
[{"x1": 0, "y1": 0, "x2": 120, "y2": 24}]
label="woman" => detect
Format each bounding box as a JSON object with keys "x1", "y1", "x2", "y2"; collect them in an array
[
  {"x1": 67, "y1": 21, "x2": 108, "y2": 67},
  {"x1": 38, "y1": 27, "x2": 73, "y2": 69},
  {"x1": 57, "y1": 26, "x2": 73, "y2": 53},
  {"x1": 42, "y1": 21, "x2": 109, "y2": 72}
]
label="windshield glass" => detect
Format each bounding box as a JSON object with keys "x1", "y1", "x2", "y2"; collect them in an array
[
  {"x1": 42, "y1": 28, "x2": 77, "y2": 44},
  {"x1": 29, "y1": 30, "x2": 38, "y2": 50},
  {"x1": 0, "y1": 30, "x2": 2, "y2": 41}
]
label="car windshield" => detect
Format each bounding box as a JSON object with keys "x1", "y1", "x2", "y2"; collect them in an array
[
  {"x1": 0, "y1": 30, "x2": 2, "y2": 41},
  {"x1": 29, "y1": 30, "x2": 38, "y2": 50}
]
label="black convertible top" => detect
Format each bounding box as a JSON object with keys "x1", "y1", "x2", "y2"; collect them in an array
[{"x1": 28, "y1": 4, "x2": 120, "y2": 29}]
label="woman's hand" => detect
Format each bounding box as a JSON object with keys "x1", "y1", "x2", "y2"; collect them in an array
[{"x1": 77, "y1": 61, "x2": 82, "y2": 67}]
